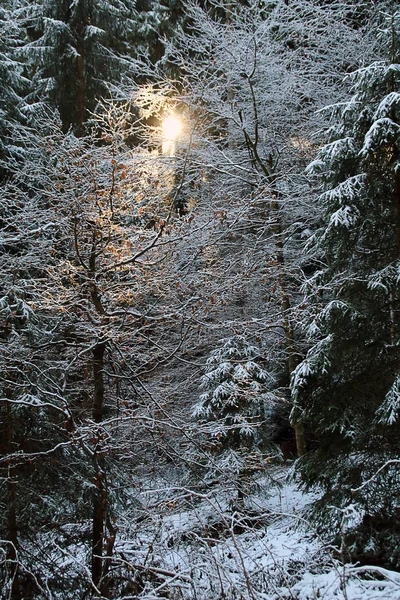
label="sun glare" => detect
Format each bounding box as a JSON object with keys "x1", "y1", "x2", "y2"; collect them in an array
[{"x1": 162, "y1": 113, "x2": 183, "y2": 141}]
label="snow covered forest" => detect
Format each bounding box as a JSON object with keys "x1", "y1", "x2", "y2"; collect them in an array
[{"x1": 1, "y1": 0, "x2": 400, "y2": 598}]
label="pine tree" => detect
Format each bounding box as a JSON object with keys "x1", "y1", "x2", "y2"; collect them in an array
[
  {"x1": 291, "y1": 10, "x2": 400, "y2": 567},
  {"x1": 24, "y1": 0, "x2": 137, "y2": 133},
  {"x1": 193, "y1": 336, "x2": 277, "y2": 497},
  {"x1": 0, "y1": 1, "x2": 30, "y2": 179}
]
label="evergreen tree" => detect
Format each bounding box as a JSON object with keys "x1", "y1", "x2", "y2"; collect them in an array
[
  {"x1": 0, "y1": 1, "x2": 30, "y2": 178},
  {"x1": 193, "y1": 336, "x2": 277, "y2": 496},
  {"x1": 24, "y1": 0, "x2": 137, "y2": 133},
  {"x1": 291, "y1": 10, "x2": 400, "y2": 567}
]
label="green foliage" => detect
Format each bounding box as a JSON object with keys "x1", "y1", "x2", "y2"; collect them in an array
[{"x1": 0, "y1": 290, "x2": 91, "y2": 595}]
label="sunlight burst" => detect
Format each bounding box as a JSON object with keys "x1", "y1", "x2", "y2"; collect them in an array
[{"x1": 162, "y1": 113, "x2": 183, "y2": 141}]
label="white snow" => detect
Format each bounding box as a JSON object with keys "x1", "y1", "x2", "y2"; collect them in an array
[{"x1": 111, "y1": 470, "x2": 400, "y2": 599}]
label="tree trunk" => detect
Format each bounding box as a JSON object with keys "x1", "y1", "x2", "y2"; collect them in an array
[
  {"x1": 92, "y1": 481, "x2": 105, "y2": 590},
  {"x1": 76, "y1": 21, "x2": 86, "y2": 136},
  {"x1": 390, "y1": 94, "x2": 400, "y2": 343},
  {"x1": 293, "y1": 422, "x2": 307, "y2": 458},
  {"x1": 93, "y1": 342, "x2": 106, "y2": 424},
  {"x1": 6, "y1": 402, "x2": 20, "y2": 599},
  {"x1": 241, "y1": 85, "x2": 308, "y2": 458},
  {"x1": 91, "y1": 342, "x2": 106, "y2": 590},
  {"x1": 274, "y1": 209, "x2": 307, "y2": 457}
]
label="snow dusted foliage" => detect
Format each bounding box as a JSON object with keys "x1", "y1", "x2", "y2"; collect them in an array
[
  {"x1": 193, "y1": 336, "x2": 278, "y2": 494},
  {"x1": 130, "y1": 0, "x2": 373, "y2": 461},
  {"x1": 3, "y1": 0, "x2": 400, "y2": 594},
  {"x1": 97, "y1": 469, "x2": 400, "y2": 600},
  {"x1": 0, "y1": 288, "x2": 90, "y2": 597},
  {"x1": 291, "y1": 9, "x2": 400, "y2": 567},
  {"x1": 0, "y1": 102, "x2": 216, "y2": 595}
]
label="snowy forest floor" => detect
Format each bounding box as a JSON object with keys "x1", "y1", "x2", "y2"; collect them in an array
[{"x1": 89, "y1": 467, "x2": 400, "y2": 600}]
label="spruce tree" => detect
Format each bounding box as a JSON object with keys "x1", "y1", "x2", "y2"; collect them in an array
[
  {"x1": 291, "y1": 10, "x2": 400, "y2": 567},
  {"x1": 0, "y1": 1, "x2": 30, "y2": 178},
  {"x1": 24, "y1": 0, "x2": 137, "y2": 133},
  {"x1": 193, "y1": 336, "x2": 276, "y2": 497}
]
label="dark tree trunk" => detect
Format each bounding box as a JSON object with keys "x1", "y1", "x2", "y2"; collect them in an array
[
  {"x1": 6, "y1": 401, "x2": 20, "y2": 600},
  {"x1": 274, "y1": 207, "x2": 307, "y2": 457},
  {"x1": 93, "y1": 342, "x2": 106, "y2": 424},
  {"x1": 91, "y1": 341, "x2": 106, "y2": 590},
  {"x1": 76, "y1": 21, "x2": 86, "y2": 136}
]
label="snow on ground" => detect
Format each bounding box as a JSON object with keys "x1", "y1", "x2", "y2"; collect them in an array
[{"x1": 115, "y1": 469, "x2": 400, "y2": 599}]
